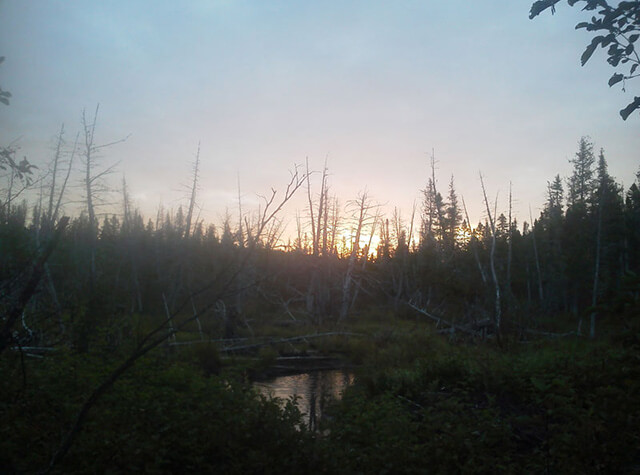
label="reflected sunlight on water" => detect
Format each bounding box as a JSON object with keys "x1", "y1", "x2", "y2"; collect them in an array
[{"x1": 254, "y1": 370, "x2": 355, "y2": 430}]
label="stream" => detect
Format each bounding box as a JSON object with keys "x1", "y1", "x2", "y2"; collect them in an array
[{"x1": 254, "y1": 369, "x2": 355, "y2": 430}]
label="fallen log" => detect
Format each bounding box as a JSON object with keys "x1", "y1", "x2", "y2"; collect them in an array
[
  {"x1": 524, "y1": 329, "x2": 577, "y2": 338},
  {"x1": 406, "y1": 301, "x2": 481, "y2": 337},
  {"x1": 221, "y1": 332, "x2": 364, "y2": 353}
]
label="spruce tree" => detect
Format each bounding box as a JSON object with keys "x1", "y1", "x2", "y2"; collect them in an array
[
  {"x1": 564, "y1": 137, "x2": 596, "y2": 322},
  {"x1": 444, "y1": 175, "x2": 461, "y2": 251},
  {"x1": 625, "y1": 168, "x2": 640, "y2": 273},
  {"x1": 540, "y1": 174, "x2": 566, "y2": 311},
  {"x1": 592, "y1": 149, "x2": 624, "y2": 302},
  {"x1": 567, "y1": 136, "x2": 595, "y2": 208}
]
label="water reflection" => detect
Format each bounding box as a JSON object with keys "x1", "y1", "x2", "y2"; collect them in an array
[{"x1": 254, "y1": 370, "x2": 355, "y2": 430}]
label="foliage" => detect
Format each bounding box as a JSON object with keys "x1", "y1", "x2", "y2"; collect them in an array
[
  {"x1": 329, "y1": 337, "x2": 640, "y2": 473},
  {"x1": 0, "y1": 57, "x2": 37, "y2": 189},
  {"x1": 0, "y1": 56, "x2": 11, "y2": 106},
  {"x1": 0, "y1": 352, "x2": 319, "y2": 473},
  {"x1": 530, "y1": 0, "x2": 640, "y2": 119},
  {"x1": 1, "y1": 96, "x2": 639, "y2": 471}
]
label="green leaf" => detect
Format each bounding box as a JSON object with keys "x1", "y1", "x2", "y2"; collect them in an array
[
  {"x1": 581, "y1": 36, "x2": 603, "y2": 66},
  {"x1": 601, "y1": 33, "x2": 616, "y2": 47},
  {"x1": 531, "y1": 376, "x2": 548, "y2": 392},
  {"x1": 608, "y1": 73, "x2": 624, "y2": 86},
  {"x1": 631, "y1": 63, "x2": 638, "y2": 75},
  {"x1": 529, "y1": 1, "x2": 560, "y2": 19},
  {"x1": 620, "y1": 96, "x2": 640, "y2": 120},
  {"x1": 629, "y1": 34, "x2": 639, "y2": 43}
]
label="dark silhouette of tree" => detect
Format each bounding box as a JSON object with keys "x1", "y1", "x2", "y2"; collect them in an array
[
  {"x1": 0, "y1": 57, "x2": 37, "y2": 215},
  {"x1": 444, "y1": 175, "x2": 461, "y2": 253},
  {"x1": 625, "y1": 167, "x2": 640, "y2": 272},
  {"x1": 568, "y1": 136, "x2": 596, "y2": 207},
  {"x1": 564, "y1": 138, "x2": 597, "y2": 326},
  {"x1": 538, "y1": 174, "x2": 567, "y2": 310},
  {"x1": 591, "y1": 149, "x2": 624, "y2": 301}
]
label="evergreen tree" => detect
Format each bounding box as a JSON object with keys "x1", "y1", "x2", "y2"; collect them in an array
[
  {"x1": 625, "y1": 168, "x2": 640, "y2": 273},
  {"x1": 567, "y1": 136, "x2": 595, "y2": 208},
  {"x1": 444, "y1": 175, "x2": 461, "y2": 250},
  {"x1": 546, "y1": 174, "x2": 564, "y2": 219},
  {"x1": 539, "y1": 174, "x2": 566, "y2": 311},
  {"x1": 591, "y1": 149, "x2": 625, "y2": 302},
  {"x1": 564, "y1": 137, "x2": 596, "y2": 320}
]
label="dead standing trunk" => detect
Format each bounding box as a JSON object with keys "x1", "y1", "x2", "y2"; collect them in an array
[
  {"x1": 480, "y1": 173, "x2": 501, "y2": 335},
  {"x1": 340, "y1": 191, "x2": 374, "y2": 321}
]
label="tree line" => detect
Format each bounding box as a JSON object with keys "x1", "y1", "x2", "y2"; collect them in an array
[{"x1": 2, "y1": 122, "x2": 639, "y2": 354}]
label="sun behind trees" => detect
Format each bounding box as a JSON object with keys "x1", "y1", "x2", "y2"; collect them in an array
[
  {"x1": 2, "y1": 126, "x2": 639, "y2": 348},
  {"x1": 2, "y1": 116, "x2": 640, "y2": 471}
]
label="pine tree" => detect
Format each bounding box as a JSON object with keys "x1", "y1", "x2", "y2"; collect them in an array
[
  {"x1": 444, "y1": 175, "x2": 461, "y2": 251},
  {"x1": 567, "y1": 136, "x2": 595, "y2": 208},
  {"x1": 591, "y1": 149, "x2": 624, "y2": 304},
  {"x1": 546, "y1": 174, "x2": 564, "y2": 219},
  {"x1": 625, "y1": 168, "x2": 640, "y2": 273},
  {"x1": 540, "y1": 174, "x2": 566, "y2": 311},
  {"x1": 564, "y1": 137, "x2": 596, "y2": 323}
]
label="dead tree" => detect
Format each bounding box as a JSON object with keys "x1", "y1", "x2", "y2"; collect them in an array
[
  {"x1": 42, "y1": 166, "x2": 309, "y2": 473},
  {"x1": 304, "y1": 159, "x2": 334, "y2": 323},
  {"x1": 184, "y1": 143, "x2": 200, "y2": 239},
  {"x1": 340, "y1": 190, "x2": 377, "y2": 321},
  {"x1": 80, "y1": 105, "x2": 127, "y2": 288},
  {"x1": 0, "y1": 217, "x2": 69, "y2": 356},
  {"x1": 462, "y1": 195, "x2": 488, "y2": 285},
  {"x1": 480, "y1": 173, "x2": 501, "y2": 334}
]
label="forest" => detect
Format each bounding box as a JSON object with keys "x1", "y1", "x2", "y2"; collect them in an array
[
  {"x1": 2, "y1": 0, "x2": 640, "y2": 471},
  {"x1": 1, "y1": 108, "x2": 640, "y2": 473}
]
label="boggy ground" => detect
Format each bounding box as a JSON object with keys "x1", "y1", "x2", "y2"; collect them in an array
[{"x1": 2, "y1": 310, "x2": 640, "y2": 473}]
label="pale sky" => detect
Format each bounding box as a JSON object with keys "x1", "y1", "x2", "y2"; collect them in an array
[{"x1": 1, "y1": 1, "x2": 638, "y2": 236}]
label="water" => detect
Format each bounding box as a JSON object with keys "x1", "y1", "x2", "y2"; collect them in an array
[{"x1": 254, "y1": 369, "x2": 355, "y2": 430}]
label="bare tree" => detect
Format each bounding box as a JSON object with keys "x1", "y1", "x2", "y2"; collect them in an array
[
  {"x1": 0, "y1": 217, "x2": 69, "y2": 356},
  {"x1": 340, "y1": 190, "x2": 377, "y2": 321},
  {"x1": 462, "y1": 195, "x2": 488, "y2": 285},
  {"x1": 80, "y1": 105, "x2": 127, "y2": 287},
  {"x1": 43, "y1": 165, "x2": 309, "y2": 473},
  {"x1": 480, "y1": 173, "x2": 501, "y2": 334},
  {"x1": 184, "y1": 143, "x2": 200, "y2": 239}
]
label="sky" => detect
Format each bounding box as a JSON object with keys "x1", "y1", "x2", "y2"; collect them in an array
[{"x1": 1, "y1": 1, "x2": 638, "y2": 239}]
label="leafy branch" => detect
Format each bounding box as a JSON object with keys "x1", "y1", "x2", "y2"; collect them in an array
[{"x1": 530, "y1": 0, "x2": 640, "y2": 120}]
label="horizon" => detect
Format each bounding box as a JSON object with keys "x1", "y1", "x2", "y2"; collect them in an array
[{"x1": 1, "y1": 1, "x2": 638, "y2": 242}]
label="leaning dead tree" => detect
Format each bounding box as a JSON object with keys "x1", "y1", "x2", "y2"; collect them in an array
[
  {"x1": 406, "y1": 300, "x2": 485, "y2": 337},
  {"x1": 42, "y1": 165, "x2": 310, "y2": 473},
  {"x1": 462, "y1": 195, "x2": 488, "y2": 285},
  {"x1": 0, "y1": 217, "x2": 70, "y2": 356},
  {"x1": 184, "y1": 142, "x2": 201, "y2": 239}
]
